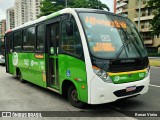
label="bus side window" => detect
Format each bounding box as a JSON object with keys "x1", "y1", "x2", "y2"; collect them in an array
[
  {"x1": 36, "y1": 24, "x2": 45, "y2": 52},
  {"x1": 13, "y1": 31, "x2": 22, "y2": 52},
  {"x1": 5, "y1": 34, "x2": 13, "y2": 53},
  {"x1": 27, "y1": 27, "x2": 35, "y2": 51},
  {"x1": 9, "y1": 34, "x2": 13, "y2": 53},
  {"x1": 61, "y1": 17, "x2": 83, "y2": 57},
  {"x1": 22, "y1": 29, "x2": 27, "y2": 51},
  {"x1": 5, "y1": 35, "x2": 10, "y2": 53},
  {"x1": 23, "y1": 27, "x2": 35, "y2": 52}
]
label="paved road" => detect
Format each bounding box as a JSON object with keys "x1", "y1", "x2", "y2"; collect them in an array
[{"x1": 0, "y1": 65, "x2": 160, "y2": 119}]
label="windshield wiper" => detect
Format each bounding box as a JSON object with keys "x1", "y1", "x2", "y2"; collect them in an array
[
  {"x1": 94, "y1": 18, "x2": 129, "y2": 68},
  {"x1": 110, "y1": 17, "x2": 143, "y2": 62},
  {"x1": 113, "y1": 40, "x2": 130, "y2": 61}
]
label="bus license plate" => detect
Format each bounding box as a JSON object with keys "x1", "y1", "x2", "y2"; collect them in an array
[{"x1": 126, "y1": 86, "x2": 136, "y2": 92}]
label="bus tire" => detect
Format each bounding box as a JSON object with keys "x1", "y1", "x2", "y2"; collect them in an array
[
  {"x1": 68, "y1": 85, "x2": 85, "y2": 108},
  {"x1": 19, "y1": 71, "x2": 25, "y2": 83}
]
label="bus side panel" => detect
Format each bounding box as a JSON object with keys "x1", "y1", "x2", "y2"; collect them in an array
[
  {"x1": 8, "y1": 53, "x2": 14, "y2": 74},
  {"x1": 16, "y1": 53, "x2": 47, "y2": 88},
  {"x1": 59, "y1": 54, "x2": 88, "y2": 103},
  {"x1": 29, "y1": 53, "x2": 47, "y2": 88}
]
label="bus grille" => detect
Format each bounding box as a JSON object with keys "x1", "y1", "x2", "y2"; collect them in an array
[{"x1": 113, "y1": 86, "x2": 144, "y2": 97}]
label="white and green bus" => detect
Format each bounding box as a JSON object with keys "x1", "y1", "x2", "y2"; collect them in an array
[{"x1": 5, "y1": 8, "x2": 150, "y2": 108}]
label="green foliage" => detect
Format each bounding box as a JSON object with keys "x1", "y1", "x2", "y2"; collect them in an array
[
  {"x1": 38, "y1": 0, "x2": 63, "y2": 17},
  {"x1": 148, "y1": 53, "x2": 160, "y2": 57},
  {"x1": 38, "y1": 0, "x2": 109, "y2": 17},
  {"x1": 147, "y1": 0, "x2": 160, "y2": 36}
]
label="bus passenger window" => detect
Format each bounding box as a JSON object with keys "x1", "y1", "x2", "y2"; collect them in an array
[
  {"x1": 13, "y1": 31, "x2": 22, "y2": 52},
  {"x1": 22, "y1": 30, "x2": 27, "y2": 51},
  {"x1": 61, "y1": 18, "x2": 83, "y2": 57},
  {"x1": 23, "y1": 27, "x2": 35, "y2": 51},
  {"x1": 6, "y1": 35, "x2": 13, "y2": 53},
  {"x1": 36, "y1": 24, "x2": 45, "y2": 51},
  {"x1": 27, "y1": 27, "x2": 35, "y2": 51},
  {"x1": 9, "y1": 34, "x2": 13, "y2": 52}
]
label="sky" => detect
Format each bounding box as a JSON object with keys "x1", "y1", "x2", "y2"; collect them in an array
[
  {"x1": 101, "y1": 0, "x2": 114, "y2": 12},
  {"x1": 0, "y1": 0, "x2": 114, "y2": 21},
  {"x1": 0, "y1": 0, "x2": 15, "y2": 21}
]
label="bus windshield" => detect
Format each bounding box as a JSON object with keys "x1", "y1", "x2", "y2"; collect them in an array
[{"x1": 79, "y1": 13, "x2": 147, "y2": 59}]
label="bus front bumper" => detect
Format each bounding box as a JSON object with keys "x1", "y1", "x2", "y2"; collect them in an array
[{"x1": 89, "y1": 74, "x2": 150, "y2": 104}]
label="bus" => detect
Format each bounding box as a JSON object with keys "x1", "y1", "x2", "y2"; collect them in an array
[{"x1": 5, "y1": 8, "x2": 150, "y2": 108}]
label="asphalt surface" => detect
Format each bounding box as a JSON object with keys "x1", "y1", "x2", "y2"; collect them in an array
[{"x1": 0, "y1": 65, "x2": 160, "y2": 120}]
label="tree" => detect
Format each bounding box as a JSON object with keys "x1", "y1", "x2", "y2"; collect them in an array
[
  {"x1": 68, "y1": 0, "x2": 109, "y2": 10},
  {"x1": 38, "y1": 0, "x2": 109, "y2": 17},
  {"x1": 147, "y1": 0, "x2": 160, "y2": 36},
  {"x1": 87, "y1": 0, "x2": 109, "y2": 10},
  {"x1": 38, "y1": 0, "x2": 64, "y2": 17}
]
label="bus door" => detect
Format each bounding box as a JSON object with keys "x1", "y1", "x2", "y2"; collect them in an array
[
  {"x1": 5, "y1": 34, "x2": 14, "y2": 74},
  {"x1": 47, "y1": 21, "x2": 60, "y2": 89},
  {"x1": 4, "y1": 36, "x2": 9, "y2": 72}
]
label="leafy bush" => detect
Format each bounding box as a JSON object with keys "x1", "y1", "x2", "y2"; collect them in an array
[{"x1": 148, "y1": 53, "x2": 160, "y2": 57}]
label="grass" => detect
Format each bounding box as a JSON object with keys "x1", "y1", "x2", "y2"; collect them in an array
[{"x1": 149, "y1": 59, "x2": 160, "y2": 67}]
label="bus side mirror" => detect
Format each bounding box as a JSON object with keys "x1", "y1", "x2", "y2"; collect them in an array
[{"x1": 66, "y1": 21, "x2": 73, "y2": 36}]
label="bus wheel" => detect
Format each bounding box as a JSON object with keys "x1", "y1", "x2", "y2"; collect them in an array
[
  {"x1": 19, "y1": 71, "x2": 25, "y2": 83},
  {"x1": 68, "y1": 85, "x2": 85, "y2": 108}
]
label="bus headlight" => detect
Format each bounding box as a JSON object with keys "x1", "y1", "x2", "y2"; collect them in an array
[{"x1": 92, "y1": 66, "x2": 113, "y2": 83}]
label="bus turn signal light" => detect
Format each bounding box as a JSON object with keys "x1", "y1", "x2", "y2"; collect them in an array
[{"x1": 81, "y1": 86, "x2": 85, "y2": 89}]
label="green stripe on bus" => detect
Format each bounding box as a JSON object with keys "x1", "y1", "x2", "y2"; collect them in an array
[{"x1": 110, "y1": 71, "x2": 146, "y2": 84}]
